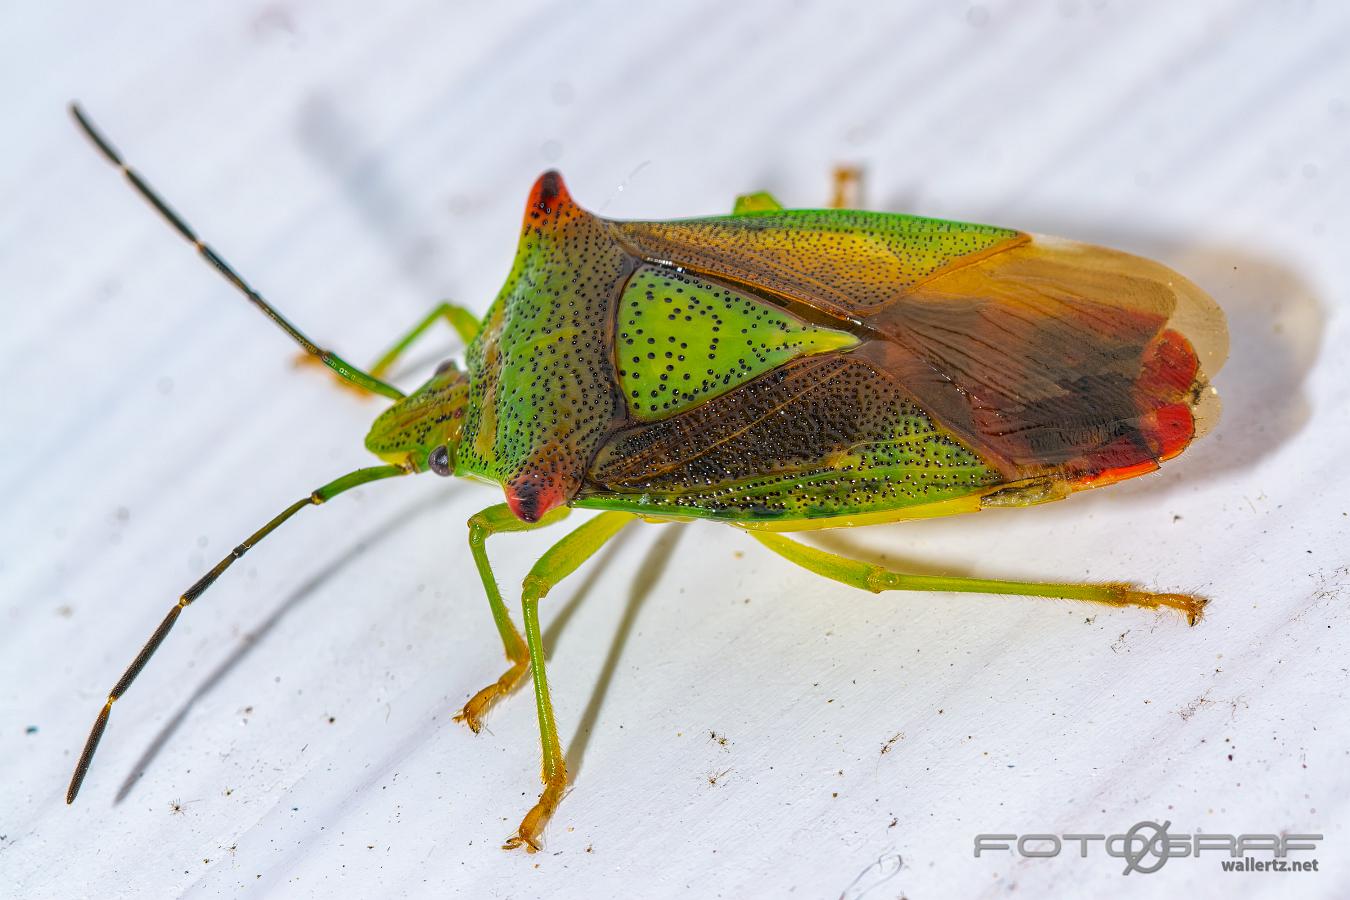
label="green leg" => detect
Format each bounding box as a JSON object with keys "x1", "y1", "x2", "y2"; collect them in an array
[
  {"x1": 368, "y1": 301, "x2": 482, "y2": 380},
  {"x1": 298, "y1": 301, "x2": 480, "y2": 396},
  {"x1": 732, "y1": 191, "x2": 783, "y2": 213},
  {"x1": 454, "y1": 503, "x2": 571, "y2": 732},
  {"x1": 746, "y1": 531, "x2": 1206, "y2": 625},
  {"x1": 502, "y1": 511, "x2": 636, "y2": 853}
]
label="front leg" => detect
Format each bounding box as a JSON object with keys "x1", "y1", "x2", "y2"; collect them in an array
[
  {"x1": 454, "y1": 503, "x2": 570, "y2": 732},
  {"x1": 367, "y1": 301, "x2": 481, "y2": 381},
  {"x1": 297, "y1": 300, "x2": 482, "y2": 396}
]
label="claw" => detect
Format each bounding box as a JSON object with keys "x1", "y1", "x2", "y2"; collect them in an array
[
  {"x1": 455, "y1": 659, "x2": 530, "y2": 733},
  {"x1": 502, "y1": 779, "x2": 566, "y2": 853},
  {"x1": 451, "y1": 705, "x2": 484, "y2": 734},
  {"x1": 1122, "y1": 589, "x2": 1208, "y2": 626},
  {"x1": 501, "y1": 833, "x2": 541, "y2": 853}
]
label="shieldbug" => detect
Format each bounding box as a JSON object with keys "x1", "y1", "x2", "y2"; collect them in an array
[{"x1": 65, "y1": 104, "x2": 1227, "y2": 852}]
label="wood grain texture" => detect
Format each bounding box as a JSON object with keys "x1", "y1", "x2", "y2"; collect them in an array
[{"x1": 2, "y1": 2, "x2": 1346, "y2": 898}]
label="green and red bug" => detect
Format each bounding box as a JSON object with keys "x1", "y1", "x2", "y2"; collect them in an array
[{"x1": 65, "y1": 104, "x2": 1228, "y2": 852}]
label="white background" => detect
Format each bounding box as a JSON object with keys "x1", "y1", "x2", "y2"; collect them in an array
[{"x1": 2, "y1": 2, "x2": 1346, "y2": 898}]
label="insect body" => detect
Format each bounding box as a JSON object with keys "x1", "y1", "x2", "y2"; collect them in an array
[{"x1": 66, "y1": 106, "x2": 1227, "y2": 852}]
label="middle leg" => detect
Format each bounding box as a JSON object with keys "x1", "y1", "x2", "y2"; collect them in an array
[{"x1": 503, "y1": 510, "x2": 637, "y2": 852}]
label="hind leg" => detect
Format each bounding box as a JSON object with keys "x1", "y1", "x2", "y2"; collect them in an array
[{"x1": 747, "y1": 530, "x2": 1206, "y2": 624}]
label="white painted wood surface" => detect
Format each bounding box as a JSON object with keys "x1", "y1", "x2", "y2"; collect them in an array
[{"x1": 3, "y1": 2, "x2": 1346, "y2": 897}]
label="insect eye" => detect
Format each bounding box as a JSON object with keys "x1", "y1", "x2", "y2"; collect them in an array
[
  {"x1": 435, "y1": 359, "x2": 459, "y2": 376},
  {"x1": 427, "y1": 445, "x2": 453, "y2": 476}
]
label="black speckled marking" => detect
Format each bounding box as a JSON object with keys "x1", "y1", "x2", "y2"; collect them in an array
[{"x1": 614, "y1": 265, "x2": 857, "y2": 421}]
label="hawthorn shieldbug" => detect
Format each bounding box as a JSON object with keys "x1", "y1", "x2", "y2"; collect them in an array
[{"x1": 66, "y1": 104, "x2": 1227, "y2": 852}]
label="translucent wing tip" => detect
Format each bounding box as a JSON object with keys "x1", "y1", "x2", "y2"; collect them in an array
[{"x1": 1029, "y1": 235, "x2": 1229, "y2": 441}]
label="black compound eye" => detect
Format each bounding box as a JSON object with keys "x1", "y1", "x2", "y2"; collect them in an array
[
  {"x1": 435, "y1": 359, "x2": 459, "y2": 376},
  {"x1": 427, "y1": 445, "x2": 453, "y2": 476}
]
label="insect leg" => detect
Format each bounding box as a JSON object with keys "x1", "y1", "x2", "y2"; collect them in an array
[
  {"x1": 308, "y1": 301, "x2": 483, "y2": 398},
  {"x1": 830, "y1": 164, "x2": 863, "y2": 209},
  {"x1": 746, "y1": 531, "x2": 1207, "y2": 625},
  {"x1": 503, "y1": 511, "x2": 636, "y2": 852},
  {"x1": 367, "y1": 302, "x2": 482, "y2": 381},
  {"x1": 731, "y1": 191, "x2": 784, "y2": 214},
  {"x1": 65, "y1": 464, "x2": 406, "y2": 806},
  {"x1": 454, "y1": 503, "x2": 571, "y2": 732},
  {"x1": 69, "y1": 104, "x2": 405, "y2": 401}
]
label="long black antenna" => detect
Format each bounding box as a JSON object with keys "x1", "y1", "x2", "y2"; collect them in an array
[
  {"x1": 68, "y1": 103, "x2": 404, "y2": 400},
  {"x1": 66, "y1": 465, "x2": 406, "y2": 805}
]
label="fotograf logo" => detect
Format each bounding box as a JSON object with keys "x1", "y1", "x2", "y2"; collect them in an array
[{"x1": 974, "y1": 821, "x2": 1322, "y2": 876}]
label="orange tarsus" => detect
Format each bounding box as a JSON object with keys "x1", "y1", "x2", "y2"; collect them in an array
[{"x1": 830, "y1": 165, "x2": 863, "y2": 209}]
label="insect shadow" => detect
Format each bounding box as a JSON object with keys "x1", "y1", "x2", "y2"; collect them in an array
[
  {"x1": 295, "y1": 93, "x2": 448, "y2": 294},
  {"x1": 113, "y1": 486, "x2": 452, "y2": 803},
  {"x1": 564, "y1": 525, "x2": 683, "y2": 779}
]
